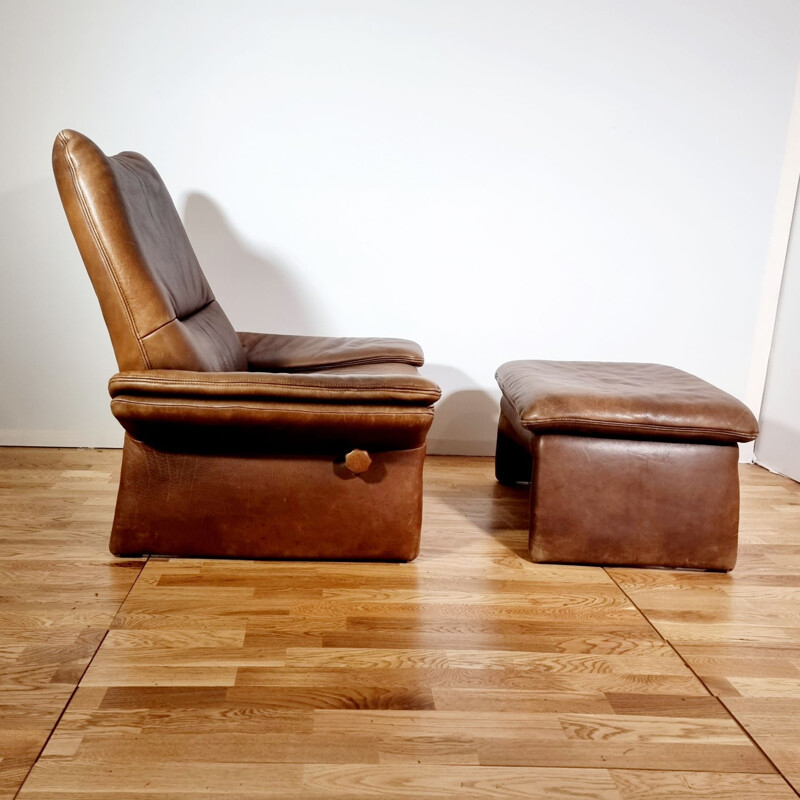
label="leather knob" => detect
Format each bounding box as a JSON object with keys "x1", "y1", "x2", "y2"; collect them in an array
[{"x1": 344, "y1": 449, "x2": 372, "y2": 474}]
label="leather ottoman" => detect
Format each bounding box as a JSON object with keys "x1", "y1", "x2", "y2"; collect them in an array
[{"x1": 494, "y1": 361, "x2": 759, "y2": 571}]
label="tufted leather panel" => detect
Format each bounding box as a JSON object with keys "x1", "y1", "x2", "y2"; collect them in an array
[{"x1": 496, "y1": 360, "x2": 758, "y2": 444}]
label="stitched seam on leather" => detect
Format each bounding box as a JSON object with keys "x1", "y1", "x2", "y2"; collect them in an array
[
  {"x1": 109, "y1": 377, "x2": 439, "y2": 397},
  {"x1": 140, "y1": 315, "x2": 178, "y2": 340},
  {"x1": 139, "y1": 299, "x2": 216, "y2": 340},
  {"x1": 62, "y1": 135, "x2": 151, "y2": 370},
  {"x1": 519, "y1": 417, "x2": 755, "y2": 439},
  {"x1": 111, "y1": 398, "x2": 434, "y2": 416},
  {"x1": 274, "y1": 355, "x2": 423, "y2": 371},
  {"x1": 112, "y1": 389, "x2": 440, "y2": 402}
]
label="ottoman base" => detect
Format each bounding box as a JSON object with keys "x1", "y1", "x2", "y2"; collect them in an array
[
  {"x1": 495, "y1": 410, "x2": 533, "y2": 486},
  {"x1": 497, "y1": 411, "x2": 740, "y2": 571}
]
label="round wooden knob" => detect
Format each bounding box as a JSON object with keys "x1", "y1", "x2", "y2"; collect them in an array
[{"x1": 344, "y1": 449, "x2": 372, "y2": 474}]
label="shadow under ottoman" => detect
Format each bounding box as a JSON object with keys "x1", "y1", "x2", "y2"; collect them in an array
[{"x1": 495, "y1": 361, "x2": 759, "y2": 571}]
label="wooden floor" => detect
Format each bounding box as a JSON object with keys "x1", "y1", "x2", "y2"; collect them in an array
[{"x1": 1, "y1": 448, "x2": 799, "y2": 799}]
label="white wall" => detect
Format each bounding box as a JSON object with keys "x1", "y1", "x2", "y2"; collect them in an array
[
  {"x1": 2, "y1": 0, "x2": 799, "y2": 455},
  {"x1": 757, "y1": 177, "x2": 800, "y2": 480}
]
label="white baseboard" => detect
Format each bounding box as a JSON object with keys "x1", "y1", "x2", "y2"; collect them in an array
[
  {"x1": 426, "y1": 438, "x2": 495, "y2": 457},
  {"x1": 0, "y1": 430, "x2": 124, "y2": 449},
  {"x1": 738, "y1": 441, "x2": 755, "y2": 464}
]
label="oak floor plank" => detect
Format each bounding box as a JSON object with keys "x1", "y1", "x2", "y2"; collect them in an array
[
  {"x1": 719, "y1": 698, "x2": 800, "y2": 790},
  {"x1": 609, "y1": 770, "x2": 797, "y2": 799},
  {"x1": 301, "y1": 764, "x2": 622, "y2": 798},
  {"x1": 3, "y1": 450, "x2": 800, "y2": 798},
  {"x1": 0, "y1": 447, "x2": 144, "y2": 799},
  {"x1": 609, "y1": 464, "x2": 800, "y2": 794}
]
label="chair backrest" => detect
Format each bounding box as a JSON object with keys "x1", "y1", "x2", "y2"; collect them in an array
[{"x1": 52, "y1": 129, "x2": 248, "y2": 373}]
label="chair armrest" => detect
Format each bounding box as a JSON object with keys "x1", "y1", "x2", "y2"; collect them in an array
[
  {"x1": 109, "y1": 367, "x2": 440, "y2": 406},
  {"x1": 237, "y1": 332, "x2": 425, "y2": 372}
]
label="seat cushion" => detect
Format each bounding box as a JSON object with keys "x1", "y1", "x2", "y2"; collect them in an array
[
  {"x1": 496, "y1": 360, "x2": 758, "y2": 444},
  {"x1": 109, "y1": 363, "x2": 440, "y2": 406},
  {"x1": 108, "y1": 364, "x2": 440, "y2": 452}
]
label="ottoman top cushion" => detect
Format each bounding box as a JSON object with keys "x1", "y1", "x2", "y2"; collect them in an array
[{"x1": 496, "y1": 361, "x2": 758, "y2": 443}]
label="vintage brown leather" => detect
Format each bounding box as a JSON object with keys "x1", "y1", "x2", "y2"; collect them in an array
[
  {"x1": 108, "y1": 364, "x2": 441, "y2": 405},
  {"x1": 111, "y1": 439, "x2": 426, "y2": 560},
  {"x1": 529, "y1": 435, "x2": 740, "y2": 571},
  {"x1": 238, "y1": 332, "x2": 424, "y2": 371},
  {"x1": 495, "y1": 360, "x2": 759, "y2": 571},
  {"x1": 496, "y1": 360, "x2": 759, "y2": 443},
  {"x1": 53, "y1": 131, "x2": 247, "y2": 373},
  {"x1": 53, "y1": 129, "x2": 440, "y2": 560}
]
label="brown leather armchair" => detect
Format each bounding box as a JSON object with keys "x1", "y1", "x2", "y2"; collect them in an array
[{"x1": 52, "y1": 130, "x2": 440, "y2": 561}]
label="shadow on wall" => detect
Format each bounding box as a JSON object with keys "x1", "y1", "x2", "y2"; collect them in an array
[
  {"x1": 182, "y1": 192, "x2": 329, "y2": 335},
  {"x1": 180, "y1": 199, "x2": 501, "y2": 458},
  {"x1": 421, "y1": 365, "x2": 500, "y2": 457}
]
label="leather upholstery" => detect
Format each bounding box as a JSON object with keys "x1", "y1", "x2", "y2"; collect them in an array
[
  {"x1": 52, "y1": 129, "x2": 440, "y2": 561},
  {"x1": 238, "y1": 332, "x2": 424, "y2": 371},
  {"x1": 111, "y1": 399, "x2": 434, "y2": 453},
  {"x1": 108, "y1": 364, "x2": 441, "y2": 405},
  {"x1": 111, "y1": 436, "x2": 425, "y2": 561},
  {"x1": 108, "y1": 366, "x2": 439, "y2": 451},
  {"x1": 529, "y1": 435, "x2": 740, "y2": 571},
  {"x1": 53, "y1": 130, "x2": 247, "y2": 372},
  {"x1": 496, "y1": 360, "x2": 758, "y2": 444},
  {"x1": 495, "y1": 360, "x2": 758, "y2": 571}
]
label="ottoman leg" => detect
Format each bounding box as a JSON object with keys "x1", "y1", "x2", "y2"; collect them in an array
[
  {"x1": 529, "y1": 434, "x2": 740, "y2": 571},
  {"x1": 495, "y1": 412, "x2": 533, "y2": 485}
]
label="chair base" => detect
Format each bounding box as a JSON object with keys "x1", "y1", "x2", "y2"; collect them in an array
[
  {"x1": 110, "y1": 435, "x2": 425, "y2": 561},
  {"x1": 496, "y1": 414, "x2": 740, "y2": 571}
]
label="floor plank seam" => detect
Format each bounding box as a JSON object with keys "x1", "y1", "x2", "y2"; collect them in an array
[
  {"x1": 13, "y1": 553, "x2": 150, "y2": 800},
  {"x1": 606, "y1": 568, "x2": 800, "y2": 798},
  {"x1": 603, "y1": 567, "x2": 674, "y2": 648},
  {"x1": 665, "y1": 644, "x2": 799, "y2": 798},
  {"x1": 11, "y1": 629, "x2": 109, "y2": 800}
]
